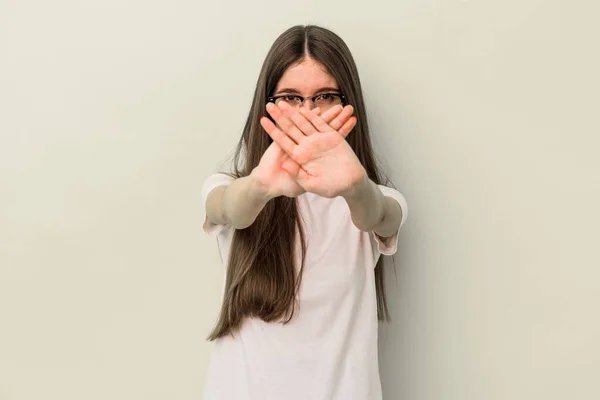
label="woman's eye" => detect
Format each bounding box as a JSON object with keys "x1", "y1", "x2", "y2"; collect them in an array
[
  {"x1": 285, "y1": 96, "x2": 299, "y2": 102},
  {"x1": 316, "y1": 94, "x2": 334, "y2": 103}
]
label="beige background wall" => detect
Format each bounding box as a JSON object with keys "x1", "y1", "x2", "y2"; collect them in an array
[{"x1": 1, "y1": 1, "x2": 598, "y2": 399}]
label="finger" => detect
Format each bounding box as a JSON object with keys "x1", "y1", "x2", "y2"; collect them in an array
[
  {"x1": 281, "y1": 158, "x2": 301, "y2": 177},
  {"x1": 266, "y1": 102, "x2": 306, "y2": 144},
  {"x1": 281, "y1": 159, "x2": 309, "y2": 183},
  {"x1": 319, "y1": 104, "x2": 344, "y2": 124},
  {"x1": 338, "y1": 116, "x2": 357, "y2": 138},
  {"x1": 329, "y1": 105, "x2": 354, "y2": 131},
  {"x1": 279, "y1": 152, "x2": 302, "y2": 176},
  {"x1": 260, "y1": 116, "x2": 297, "y2": 156},
  {"x1": 280, "y1": 159, "x2": 301, "y2": 179},
  {"x1": 312, "y1": 106, "x2": 322, "y2": 116},
  {"x1": 289, "y1": 108, "x2": 320, "y2": 136},
  {"x1": 282, "y1": 160, "x2": 312, "y2": 191},
  {"x1": 299, "y1": 107, "x2": 337, "y2": 133}
]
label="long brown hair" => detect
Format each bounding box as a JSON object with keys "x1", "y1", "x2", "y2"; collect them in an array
[{"x1": 208, "y1": 25, "x2": 394, "y2": 340}]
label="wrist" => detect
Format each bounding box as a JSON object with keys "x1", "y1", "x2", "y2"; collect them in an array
[
  {"x1": 248, "y1": 170, "x2": 278, "y2": 202},
  {"x1": 341, "y1": 169, "x2": 370, "y2": 200},
  {"x1": 342, "y1": 174, "x2": 387, "y2": 232}
]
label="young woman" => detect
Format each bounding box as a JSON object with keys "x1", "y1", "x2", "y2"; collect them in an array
[{"x1": 201, "y1": 25, "x2": 408, "y2": 400}]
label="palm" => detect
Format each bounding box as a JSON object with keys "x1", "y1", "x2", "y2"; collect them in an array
[
  {"x1": 261, "y1": 103, "x2": 365, "y2": 199},
  {"x1": 288, "y1": 131, "x2": 366, "y2": 198},
  {"x1": 255, "y1": 103, "x2": 357, "y2": 199},
  {"x1": 253, "y1": 140, "x2": 304, "y2": 198}
]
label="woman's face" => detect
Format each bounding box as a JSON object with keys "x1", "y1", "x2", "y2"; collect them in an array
[{"x1": 273, "y1": 57, "x2": 341, "y2": 112}]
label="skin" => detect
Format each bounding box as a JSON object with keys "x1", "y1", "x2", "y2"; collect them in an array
[
  {"x1": 207, "y1": 57, "x2": 402, "y2": 238},
  {"x1": 206, "y1": 105, "x2": 355, "y2": 230},
  {"x1": 259, "y1": 57, "x2": 403, "y2": 237},
  {"x1": 251, "y1": 105, "x2": 356, "y2": 199}
]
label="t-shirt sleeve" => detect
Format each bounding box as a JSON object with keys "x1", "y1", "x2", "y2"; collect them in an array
[
  {"x1": 201, "y1": 173, "x2": 236, "y2": 236},
  {"x1": 371, "y1": 185, "x2": 408, "y2": 256}
]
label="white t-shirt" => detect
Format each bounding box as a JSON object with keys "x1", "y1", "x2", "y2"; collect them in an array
[{"x1": 201, "y1": 173, "x2": 408, "y2": 400}]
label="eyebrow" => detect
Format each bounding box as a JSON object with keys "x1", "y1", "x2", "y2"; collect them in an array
[{"x1": 274, "y1": 87, "x2": 340, "y2": 95}]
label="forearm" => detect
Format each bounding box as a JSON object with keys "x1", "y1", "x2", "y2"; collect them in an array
[
  {"x1": 220, "y1": 175, "x2": 274, "y2": 230},
  {"x1": 343, "y1": 176, "x2": 402, "y2": 237}
]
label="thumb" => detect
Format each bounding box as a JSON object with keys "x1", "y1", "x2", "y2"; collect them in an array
[{"x1": 281, "y1": 159, "x2": 305, "y2": 180}]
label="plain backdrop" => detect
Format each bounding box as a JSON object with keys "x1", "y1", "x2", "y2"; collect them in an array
[{"x1": 1, "y1": 1, "x2": 598, "y2": 399}]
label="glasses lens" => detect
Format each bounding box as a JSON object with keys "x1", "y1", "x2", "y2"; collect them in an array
[
  {"x1": 276, "y1": 96, "x2": 302, "y2": 108},
  {"x1": 314, "y1": 94, "x2": 342, "y2": 108}
]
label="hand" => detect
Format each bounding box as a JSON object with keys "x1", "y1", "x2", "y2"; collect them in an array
[
  {"x1": 260, "y1": 101, "x2": 364, "y2": 198},
  {"x1": 251, "y1": 105, "x2": 355, "y2": 198}
]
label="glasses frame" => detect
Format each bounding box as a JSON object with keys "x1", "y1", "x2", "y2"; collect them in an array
[{"x1": 266, "y1": 93, "x2": 346, "y2": 108}]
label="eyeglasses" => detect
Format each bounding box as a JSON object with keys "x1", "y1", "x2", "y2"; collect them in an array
[{"x1": 267, "y1": 93, "x2": 345, "y2": 109}]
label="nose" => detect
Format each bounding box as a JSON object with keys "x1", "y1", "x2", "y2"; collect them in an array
[{"x1": 300, "y1": 97, "x2": 316, "y2": 111}]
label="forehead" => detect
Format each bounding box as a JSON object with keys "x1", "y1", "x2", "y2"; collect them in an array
[{"x1": 275, "y1": 58, "x2": 338, "y2": 93}]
